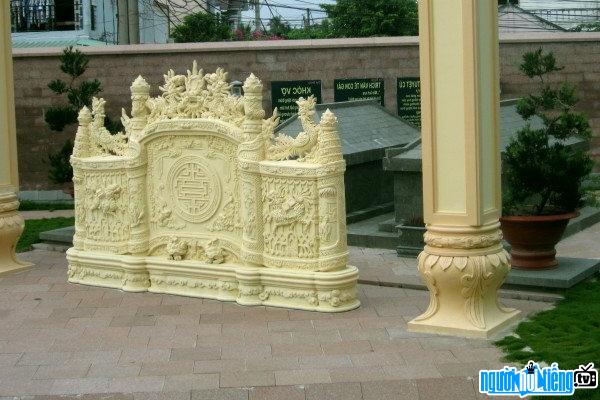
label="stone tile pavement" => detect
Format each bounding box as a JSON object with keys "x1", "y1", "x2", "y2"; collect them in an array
[
  {"x1": 557, "y1": 221, "x2": 600, "y2": 260},
  {"x1": 0, "y1": 249, "x2": 554, "y2": 399}
]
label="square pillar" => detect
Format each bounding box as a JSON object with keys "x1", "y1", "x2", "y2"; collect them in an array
[
  {"x1": 407, "y1": 0, "x2": 520, "y2": 338},
  {"x1": 0, "y1": 2, "x2": 31, "y2": 275}
]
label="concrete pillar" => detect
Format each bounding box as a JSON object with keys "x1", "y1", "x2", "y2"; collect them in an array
[
  {"x1": 128, "y1": 0, "x2": 140, "y2": 44},
  {"x1": 81, "y1": 0, "x2": 92, "y2": 34},
  {"x1": 0, "y1": 2, "x2": 31, "y2": 275},
  {"x1": 407, "y1": 0, "x2": 520, "y2": 338},
  {"x1": 117, "y1": 0, "x2": 129, "y2": 44}
]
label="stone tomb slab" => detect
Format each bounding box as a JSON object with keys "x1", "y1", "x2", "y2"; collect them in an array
[{"x1": 503, "y1": 257, "x2": 600, "y2": 290}]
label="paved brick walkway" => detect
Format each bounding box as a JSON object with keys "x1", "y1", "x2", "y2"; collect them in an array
[{"x1": 0, "y1": 250, "x2": 552, "y2": 399}]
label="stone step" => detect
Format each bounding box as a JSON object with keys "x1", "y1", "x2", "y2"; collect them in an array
[
  {"x1": 377, "y1": 218, "x2": 398, "y2": 233},
  {"x1": 346, "y1": 202, "x2": 394, "y2": 224},
  {"x1": 39, "y1": 225, "x2": 74, "y2": 245},
  {"x1": 347, "y1": 212, "x2": 398, "y2": 249},
  {"x1": 347, "y1": 230, "x2": 398, "y2": 250},
  {"x1": 31, "y1": 242, "x2": 70, "y2": 252},
  {"x1": 347, "y1": 206, "x2": 600, "y2": 251}
]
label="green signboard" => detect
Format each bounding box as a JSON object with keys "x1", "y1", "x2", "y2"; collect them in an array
[
  {"x1": 334, "y1": 78, "x2": 385, "y2": 106},
  {"x1": 397, "y1": 77, "x2": 421, "y2": 127},
  {"x1": 271, "y1": 80, "x2": 322, "y2": 120}
]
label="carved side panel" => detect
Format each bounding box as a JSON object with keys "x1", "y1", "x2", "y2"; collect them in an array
[
  {"x1": 145, "y1": 133, "x2": 242, "y2": 261},
  {"x1": 81, "y1": 164, "x2": 130, "y2": 254},
  {"x1": 127, "y1": 159, "x2": 149, "y2": 255},
  {"x1": 317, "y1": 172, "x2": 348, "y2": 270},
  {"x1": 72, "y1": 162, "x2": 86, "y2": 250},
  {"x1": 261, "y1": 174, "x2": 319, "y2": 269},
  {"x1": 240, "y1": 170, "x2": 264, "y2": 265}
]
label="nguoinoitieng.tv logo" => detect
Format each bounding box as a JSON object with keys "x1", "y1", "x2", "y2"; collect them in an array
[{"x1": 479, "y1": 361, "x2": 597, "y2": 397}]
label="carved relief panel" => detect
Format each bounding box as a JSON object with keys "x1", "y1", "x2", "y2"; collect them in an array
[
  {"x1": 262, "y1": 175, "x2": 318, "y2": 265},
  {"x1": 145, "y1": 132, "x2": 242, "y2": 262},
  {"x1": 80, "y1": 164, "x2": 130, "y2": 254}
]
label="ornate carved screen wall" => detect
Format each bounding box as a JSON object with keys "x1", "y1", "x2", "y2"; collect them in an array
[{"x1": 66, "y1": 63, "x2": 360, "y2": 312}]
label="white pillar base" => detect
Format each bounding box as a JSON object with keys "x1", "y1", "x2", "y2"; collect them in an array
[
  {"x1": 0, "y1": 192, "x2": 32, "y2": 276},
  {"x1": 407, "y1": 224, "x2": 521, "y2": 339}
]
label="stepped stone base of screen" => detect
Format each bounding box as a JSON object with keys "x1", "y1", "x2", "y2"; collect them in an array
[{"x1": 67, "y1": 249, "x2": 359, "y2": 312}]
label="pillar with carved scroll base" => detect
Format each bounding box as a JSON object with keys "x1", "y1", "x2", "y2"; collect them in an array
[
  {"x1": 126, "y1": 76, "x2": 151, "y2": 142},
  {"x1": 407, "y1": 0, "x2": 521, "y2": 338},
  {"x1": 125, "y1": 76, "x2": 151, "y2": 257},
  {"x1": 237, "y1": 74, "x2": 267, "y2": 305},
  {"x1": 72, "y1": 108, "x2": 92, "y2": 250},
  {"x1": 0, "y1": 2, "x2": 31, "y2": 275}
]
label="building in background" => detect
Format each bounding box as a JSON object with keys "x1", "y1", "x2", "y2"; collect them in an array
[
  {"x1": 498, "y1": 4, "x2": 566, "y2": 33},
  {"x1": 519, "y1": 0, "x2": 600, "y2": 30},
  {"x1": 9, "y1": 0, "x2": 221, "y2": 47},
  {"x1": 10, "y1": 0, "x2": 109, "y2": 47}
]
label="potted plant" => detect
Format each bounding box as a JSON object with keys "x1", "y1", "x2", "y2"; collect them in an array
[{"x1": 500, "y1": 49, "x2": 593, "y2": 269}]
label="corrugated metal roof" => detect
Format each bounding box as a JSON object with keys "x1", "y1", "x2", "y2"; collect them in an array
[
  {"x1": 11, "y1": 31, "x2": 111, "y2": 48},
  {"x1": 498, "y1": 4, "x2": 566, "y2": 33}
]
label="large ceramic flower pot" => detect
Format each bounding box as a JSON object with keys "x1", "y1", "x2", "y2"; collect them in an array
[{"x1": 500, "y1": 212, "x2": 577, "y2": 270}]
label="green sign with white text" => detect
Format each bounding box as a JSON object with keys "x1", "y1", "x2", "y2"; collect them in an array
[
  {"x1": 396, "y1": 77, "x2": 421, "y2": 127},
  {"x1": 334, "y1": 78, "x2": 385, "y2": 106},
  {"x1": 271, "y1": 80, "x2": 322, "y2": 120}
]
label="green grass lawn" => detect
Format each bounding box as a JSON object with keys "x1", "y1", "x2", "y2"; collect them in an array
[
  {"x1": 18, "y1": 200, "x2": 74, "y2": 211},
  {"x1": 495, "y1": 278, "x2": 600, "y2": 399},
  {"x1": 16, "y1": 217, "x2": 74, "y2": 253}
]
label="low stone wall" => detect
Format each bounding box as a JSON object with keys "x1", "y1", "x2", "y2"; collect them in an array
[{"x1": 12, "y1": 33, "x2": 600, "y2": 190}]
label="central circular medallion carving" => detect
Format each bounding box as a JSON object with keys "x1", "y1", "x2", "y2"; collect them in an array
[{"x1": 168, "y1": 156, "x2": 221, "y2": 223}]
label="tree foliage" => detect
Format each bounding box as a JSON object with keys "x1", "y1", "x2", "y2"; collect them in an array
[
  {"x1": 268, "y1": 16, "x2": 292, "y2": 37},
  {"x1": 45, "y1": 47, "x2": 101, "y2": 132},
  {"x1": 172, "y1": 12, "x2": 233, "y2": 43},
  {"x1": 321, "y1": 0, "x2": 418, "y2": 38},
  {"x1": 45, "y1": 47, "x2": 121, "y2": 184},
  {"x1": 280, "y1": 20, "x2": 334, "y2": 40},
  {"x1": 503, "y1": 49, "x2": 593, "y2": 215},
  {"x1": 48, "y1": 139, "x2": 74, "y2": 185},
  {"x1": 570, "y1": 21, "x2": 600, "y2": 32}
]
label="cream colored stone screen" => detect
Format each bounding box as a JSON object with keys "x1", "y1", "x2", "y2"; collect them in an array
[{"x1": 66, "y1": 63, "x2": 359, "y2": 312}]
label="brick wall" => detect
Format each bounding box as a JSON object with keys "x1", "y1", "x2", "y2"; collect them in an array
[{"x1": 11, "y1": 33, "x2": 600, "y2": 190}]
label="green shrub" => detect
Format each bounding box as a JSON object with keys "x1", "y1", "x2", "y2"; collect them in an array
[
  {"x1": 44, "y1": 106, "x2": 78, "y2": 132},
  {"x1": 48, "y1": 140, "x2": 74, "y2": 184},
  {"x1": 503, "y1": 49, "x2": 593, "y2": 215}
]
